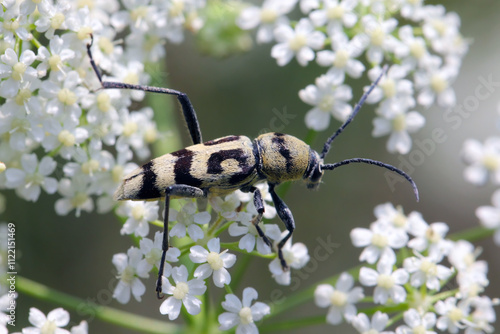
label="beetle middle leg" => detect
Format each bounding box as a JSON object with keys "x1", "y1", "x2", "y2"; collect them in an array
[
  {"x1": 249, "y1": 186, "x2": 273, "y2": 250},
  {"x1": 268, "y1": 183, "x2": 295, "y2": 271},
  {"x1": 156, "y1": 184, "x2": 206, "y2": 299}
]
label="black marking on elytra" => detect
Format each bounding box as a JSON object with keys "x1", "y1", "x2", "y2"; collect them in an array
[
  {"x1": 272, "y1": 135, "x2": 293, "y2": 173},
  {"x1": 137, "y1": 161, "x2": 162, "y2": 199},
  {"x1": 204, "y1": 135, "x2": 240, "y2": 146},
  {"x1": 207, "y1": 149, "x2": 249, "y2": 174},
  {"x1": 172, "y1": 149, "x2": 203, "y2": 187}
]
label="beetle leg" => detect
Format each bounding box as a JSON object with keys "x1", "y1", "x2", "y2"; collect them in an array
[
  {"x1": 156, "y1": 185, "x2": 206, "y2": 299},
  {"x1": 249, "y1": 186, "x2": 273, "y2": 249},
  {"x1": 268, "y1": 183, "x2": 295, "y2": 271},
  {"x1": 86, "y1": 34, "x2": 203, "y2": 145}
]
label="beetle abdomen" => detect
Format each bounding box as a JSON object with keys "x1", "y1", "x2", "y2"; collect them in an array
[{"x1": 114, "y1": 135, "x2": 259, "y2": 200}]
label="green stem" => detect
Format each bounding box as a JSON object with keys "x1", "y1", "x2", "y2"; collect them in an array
[
  {"x1": 16, "y1": 276, "x2": 181, "y2": 334},
  {"x1": 449, "y1": 226, "x2": 494, "y2": 242}
]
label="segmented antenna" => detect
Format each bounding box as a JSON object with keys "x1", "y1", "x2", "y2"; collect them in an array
[
  {"x1": 322, "y1": 158, "x2": 419, "y2": 201},
  {"x1": 320, "y1": 65, "x2": 388, "y2": 160}
]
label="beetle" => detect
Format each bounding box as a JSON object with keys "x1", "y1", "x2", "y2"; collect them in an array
[{"x1": 86, "y1": 36, "x2": 418, "y2": 298}]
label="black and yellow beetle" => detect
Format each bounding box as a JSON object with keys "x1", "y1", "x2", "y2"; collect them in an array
[{"x1": 86, "y1": 36, "x2": 418, "y2": 298}]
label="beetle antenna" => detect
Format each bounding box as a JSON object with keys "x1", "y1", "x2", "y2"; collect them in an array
[
  {"x1": 320, "y1": 65, "x2": 388, "y2": 160},
  {"x1": 322, "y1": 158, "x2": 419, "y2": 201}
]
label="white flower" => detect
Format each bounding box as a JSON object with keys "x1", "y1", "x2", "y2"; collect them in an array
[
  {"x1": 189, "y1": 238, "x2": 237, "y2": 288},
  {"x1": 112, "y1": 247, "x2": 148, "y2": 304},
  {"x1": 23, "y1": 307, "x2": 70, "y2": 334},
  {"x1": 462, "y1": 138, "x2": 500, "y2": 186},
  {"x1": 0, "y1": 49, "x2": 38, "y2": 98},
  {"x1": 300, "y1": 72, "x2": 353, "y2": 131},
  {"x1": 309, "y1": 0, "x2": 358, "y2": 35},
  {"x1": 55, "y1": 178, "x2": 93, "y2": 217},
  {"x1": 316, "y1": 32, "x2": 366, "y2": 82},
  {"x1": 407, "y1": 220, "x2": 453, "y2": 259},
  {"x1": 396, "y1": 309, "x2": 437, "y2": 334},
  {"x1": 116, "y1": 201, "x2": 158, "y2": 237},
  {"x1": 169, "y1": 200, "x2": 211, "y2": 242},
  {"x1": 5, "y1": 154, "x2": 57, "y2": 202},
  {"x1": 271, "y1": 18, "x2": 325, "y2": 66},
  {"x1": 477, "y1": 189, "x2": 500, "y2": 245},
  {"x1": 218, "y1": 287, "x2": 270, "y2": 334},
  {"x1": 398, "y1": 25, "x2": 432, "y2": 70},
  {"x1": 314, "y1": 272, "x2": 364, "y2": 324},
  {"x1": 35, "y1": 1, "x2": 71, "y2": 39},
  {"x1": 435, "y1": 297, "x2": 470, "y2": 333},
  {"x1": 373, "y1": 203, "x2": 411, "y2": 232},
  {"x1": 137, "y1": 231, "x2": 180, "y2": 274},
  {"x1": 350, "y1": 222, "x2": 408, "y2": 265},
  {"x1": 238, "y1": 182, "x2": 277, "y2": 219},
  {"x1": 35, "y1": 35, "x2": 76, "y2": 77},
  {"x1": 415, "y1": 65, "x2": 457, "y2": 109},
  {"x1": 237, "y1": 0, "x2": 297, "y2": 43},
  {"x1": 351, "y1": 311, "x2": 393, "y2": 334},
  {"x1": 159, "y1": 265, "x2": 207, "y2": 320},
  {"x1": 359, "y1": 261, "x2": 409, "y2": 305},
  {"x1": 210, "y1": 192, "x2": 242, "y2": 220},
  {"x1": 268, "y1": 233, "x2": 310, "y2": 285},
  {"x1": 403, "y1": 253, "x2": 453, "y2": 290},
  {"x1": 360, "y1": 15, "x2": 401, "y2": 64},
  {"x1": 447, "y1": 240, "x2": 489, "y2": 298},
  {"x1": 465, "y1": 296, "x2": 497, "y2": 334},
  {"x1": 372, "y1": 108, "x2": 425, "y2": 154},
  {"x1": 365, "y1": 65, "x2": 416, "y2": 117},
  {"x1": 70, "y1": 321, "x2": 88, "y2": 334},
  {"x1": 228, "y1": 213, "x2": 282, "y2": 254}
]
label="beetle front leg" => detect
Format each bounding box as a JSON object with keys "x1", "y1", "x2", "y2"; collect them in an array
[
  {"x1": 268, "y1": 183, "x2": 295, "y2": 271},
  {"x1": 156, "y1": 184, "x2": 206, "y2": 299}
]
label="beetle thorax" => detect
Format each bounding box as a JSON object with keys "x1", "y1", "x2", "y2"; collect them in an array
[{"x1": 255, "y1": 133, "x2": 311, "y2": 184}]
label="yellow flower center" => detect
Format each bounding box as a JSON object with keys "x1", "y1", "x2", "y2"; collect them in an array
[
  {"x1": 131, "y1": 205, "x2": 145, "y2": 221},
  {"x1": 207, "y1": 251, "x2": 224, "y2": 271},
  {"x1": 12, "y1": 62, "x2": 27, "y2": 81},
  {"x1": 144, "y1": 127, "x2": 158, "y2": 143},
  {"x1": 81, "y1": 159, "x2": 99, "y2": 175},
  {"x1": 425, "y1": 227, "x2": 441, "y2": 244},
  {"x1": 49, "y1": 54, "x2": 62, "y2": 72},
  {"x1": 482, "y1": 155, "x2": 500, "y2": 171},
  {"x1": 15, "y1": 88, "x2": 32, "y2": 105},
  {"x1": 145, "y1": 248, "x2": 161, "y2": 265},
  {"x1": 120, "y1": 265, "x2": 135, "y2": 284},
  {"x1": 381, "y1": 78, "x2": 396, "y2": 98},
  {"x1": 239, "y1": 307, "x2": 253, "y2": 325},
  {"x1": 392, "y1": 208, "x2": 407, "y2": 228},
  {"x1": 371, "y1": 233, "x2": 388, "y2": 248},
  {"x1": 51, "y1": 13, "x2": 65, "y2": 29},
  {"x1": 131, "y1": 6, "x2": 148, "y2": 22},
  {"x1": 419, "y1": 259, "x2": 437, "y2": 276},
  {"x1": 97, "y1": 92, "x2": 111, "y2": 112},
  {"x1": 98, "y1": 36, "x2": 114, "y2": 55},
  {"x1": 71, "y1": 192, "x2": 89, "y2": 208},
  {"x1": 448, "y1": 307, "x2": 464, "y2": 322},
  {"x1": 327, "y1": 5, "x2": 345, "y2": 20},
  {"x1": 410, "y1": 40, "x2": 426, "y2": 59},
  {"x1": 288, "y1": 34, "x2": 307, "y2": 52},
  {"x1": 412, "y1": 325, "x2": 427, "y2": 334},
  {"x1": 319, "y1": 95, "x2": 334, "y2": 112},
  {"x1": 392, "y1": 114, "x2": 406, "y2": 132},
  {"x1": 430, "y1": 74, "x2": 448, "y2": 93},
  {"x1": 124, "y1": 73, "x2": 139, "y2": 85},
  {"x1": 40, "y1": 320, "x2": 57, "y2": 334},
  {"x1": 78, "y1": 26, "x2": 93, "y2": 40},
  {"x1": 330, "y1": 290, "x2": 348, "y2": 307},
  {"x1": 57, "y1": 88, "x2": 77, "y2": 105},
  {"x1": 260, "y1": 8, "x2": 277, "y2": 23},
  {"x1": 77, "y1": 0, "x2": 94, "y2": 10},
  {"x1": 377, "y1": 274, "x2": 395, "y2": 289},
  {"x1": 169, "y1": 1, "x2": 184, "y2": 17},
  {"x1": 333, "y1": 49, "x2": 349, "y2": 68},
  {"x1": 370, "y1": 27, "x2": 385, "y2": 46},
  {"x1": 122, "y1": 121, "x2": 138, "y2": 137},
  {"x1": 173, "y1": 282, "x2": 189, "y2": 300},
  {"x1": 58, "y1": 130, "x2": 75, "y2": 146},
  {"x1": 4, "y1": 19, "x2": 20, "y2": 32},
  {"x1": 112, "y1": 165, "x2": 124, "y2": 183}
]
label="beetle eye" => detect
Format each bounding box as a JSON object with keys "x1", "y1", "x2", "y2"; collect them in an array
[{"x1": 307, "y1": 165, "x2": 323, "y2": 189}]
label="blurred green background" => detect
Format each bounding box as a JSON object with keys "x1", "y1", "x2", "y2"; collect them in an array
[{"x1": 4, "y1": 0, "x2": 500, "y2": 332}]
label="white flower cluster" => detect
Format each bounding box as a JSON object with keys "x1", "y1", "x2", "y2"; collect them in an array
[
  {"x1": 314, "y1": 202, "x2": 497, "y2": 333},
  {"x1": 0, "y1": 0, "x2": 206, "y2": 214},
  {"x1": 237, "y1": 0, "x2": 467, "y2": 154},
  {"x1": 112, "y1": 182, "x2": 308, "y2": 331},
  {"x1": 8, "y1": 307, "x2": 87, "y2": 334}
]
